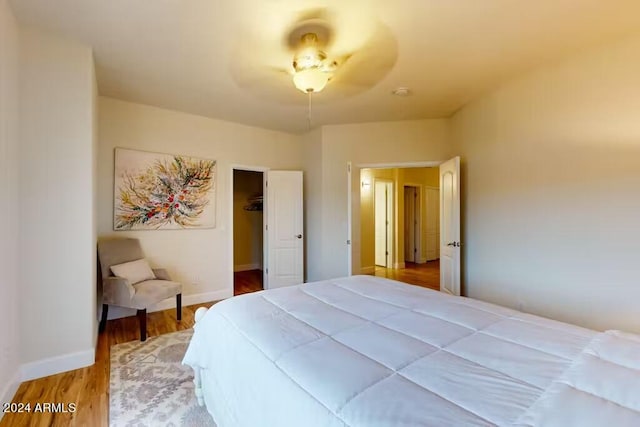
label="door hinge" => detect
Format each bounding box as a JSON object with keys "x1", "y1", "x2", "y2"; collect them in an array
[
  {"x1": 347, "y1": 239, "x2": 351, "y2": 245},
  {"x1": 265, "y1": 224, "x2": 268, "y2": 230},
  {"x1": 385, "y1": 251, "x2": 389, "y2": 256},
  {"x1": 347, "y1": 164, "x2": 351, "y2": 172},
  {"x1": 266, "y1": 268, "x2": 268, "y2": 274},
  {"x1": 265, "y1": 180, "x2": 268, "y2": 187}
]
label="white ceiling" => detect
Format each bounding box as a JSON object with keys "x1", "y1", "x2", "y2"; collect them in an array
[{"x1": 10, "y1": 0, "x2": 640, "y2": 133}]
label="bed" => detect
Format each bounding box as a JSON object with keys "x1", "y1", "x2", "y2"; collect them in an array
[{"x1": 182, "y1": 275, "x2": 640, "y2": 426}]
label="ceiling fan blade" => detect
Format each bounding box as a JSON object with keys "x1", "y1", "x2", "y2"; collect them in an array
[
  {"x1": 228, "y1": 5, "x2": 397, "y2": 103},
  {"x1": 324, "y1": 7, "x2": 378, "y2": 55},
  {"x1": 331, "y1": 23, "x2": 397, "y2": 89}
]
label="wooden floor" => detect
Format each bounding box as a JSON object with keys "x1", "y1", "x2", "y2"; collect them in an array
[
  {"x1": 374, "y1": 260, "x2": 440, "y2": 290},
  {"x1": 0, "y1": 302, "x2": 212, "y2": 427},
  {"x1": 234, "y1": 269, "x2": 263, "y2": 295},
  {"x1": 2, "y1": 264, "x2": 437, "y2": 426}
]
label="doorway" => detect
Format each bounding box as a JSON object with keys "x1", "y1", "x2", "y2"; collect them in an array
[
  {"x1": 359, "y1": 166, "x2": 441, "y2": 290},
  {"x1": 404, "y1": 185, "x2": 420, "y2": 263},
  {"x1": 232, "y1": 169, "x2": 264, "y2": 295}
]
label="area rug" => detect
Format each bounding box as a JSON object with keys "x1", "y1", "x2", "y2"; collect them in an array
[{"x1": 110, "y1": 329, "x2": 216, "y2": 427}]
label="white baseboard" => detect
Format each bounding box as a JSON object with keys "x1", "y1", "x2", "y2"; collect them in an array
[
  {"x1": 107, "y1": 289, "x2": 233, "y2": 320},
  {"x1": 360, "y1": 266, "x2": 375, "y2": 274},
  {"x1": 11, "y1": 290, "x2": 235, "y2": 386},
  {"x1": 0, "y1": 370, "x2": 21, "y2": 420},
  {"x1": 234, "y1": 263, "x2": 261, "y2": 272},
  {"x1": 20, "y1": 348, "x2": 95, "y2": 382},
  {"x1": 393, "y1": 262, "x2": 406, "y2": 269}
]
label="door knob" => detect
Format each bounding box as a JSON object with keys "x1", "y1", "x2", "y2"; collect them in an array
[
  {"x1": 446, "y1": 242, "x2": 455, "y2": 246},
  {"x1": 296, "y1": 234, "x2": 303, "y2": 239}
]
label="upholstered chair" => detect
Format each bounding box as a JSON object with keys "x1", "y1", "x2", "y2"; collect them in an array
[{"x1": 97, "y1": 238, "x2": 182, "y2": 341}]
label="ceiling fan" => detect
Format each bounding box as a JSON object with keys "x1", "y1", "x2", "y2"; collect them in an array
[
  {"x1": 291, "y1": 32, "x2": 344, "y2": 93},
  {"x1": 229, "y1": 7, "x2": 397, "y2": 103}
]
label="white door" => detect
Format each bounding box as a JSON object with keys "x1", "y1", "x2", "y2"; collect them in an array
[
  {"x1": 374, "y1": 181, "x2": 387, "y2": 266},
  {"x1": 266, "y1": 171, "x2": 303, "y2": 289},
  {"x1": 374, "y1": 180, "x2": 393, "y2": 267},
  {"x1": 440, "y1": 157, "x2": 461, "y2": 295}
]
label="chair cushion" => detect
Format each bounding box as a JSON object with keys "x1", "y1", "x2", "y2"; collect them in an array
[
  {"x1": 131, "y1": 280, "x2": 182, "y2": 309},
  {"x1": 110, "y1": 259, "x2": 156, "y2": 285}
]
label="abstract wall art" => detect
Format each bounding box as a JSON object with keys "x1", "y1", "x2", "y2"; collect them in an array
[{"x1": 114, "y1": 148, "x2": 216, "y2": 230}]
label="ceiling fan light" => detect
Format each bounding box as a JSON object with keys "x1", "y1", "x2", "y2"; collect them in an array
[
  {"x1": 294, "y1": 46, "x2": 326, "y2": 70},
  {"x1": 293, "y1": 68, "x2": 330, "y2": 93}
]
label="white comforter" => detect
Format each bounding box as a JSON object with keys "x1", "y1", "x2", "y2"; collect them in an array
[{"x1": 183, "y1": 275, "x2": 640, "y2": 426}]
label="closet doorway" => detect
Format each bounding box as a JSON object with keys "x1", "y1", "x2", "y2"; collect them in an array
[{"x1": 233, "y1": 169, "x2": 264, "y2": 295}]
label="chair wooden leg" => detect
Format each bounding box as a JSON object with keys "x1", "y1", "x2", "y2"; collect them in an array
[
  {"x1": 137, "y1": 309, "x2": 147, "y2": 341},
  {"x1": 99, "y1": 304, "x2": 109, "y2": 333},
  {"x1": 176, "y1": 293, "x2": 182, "y2": 321}
]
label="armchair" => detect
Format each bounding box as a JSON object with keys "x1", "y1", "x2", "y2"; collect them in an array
[{"x1": 97, "y1": 238, "x2": 182, "y2": 341}]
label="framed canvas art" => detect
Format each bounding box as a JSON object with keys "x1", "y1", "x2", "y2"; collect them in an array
[{"x1": 114, "y1": 148, "x2": 216, "y2": 230}]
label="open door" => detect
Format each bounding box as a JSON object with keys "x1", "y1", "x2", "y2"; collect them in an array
[
  {"x1": 374, "y1": 180, "x2": 393, "y2": 267},
  {"x1": 440, "y1": 157, "x2": 461, "y2": 295},
  {"x1": 266, "y1": 171, "x2": 304, "y2": 289}
]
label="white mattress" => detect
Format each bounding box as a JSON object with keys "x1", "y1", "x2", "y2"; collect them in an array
[{"x1": 182, "y1": 275, "x2": 640, "y2": 426}]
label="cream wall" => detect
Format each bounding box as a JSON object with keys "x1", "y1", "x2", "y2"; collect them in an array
[
  {"x1": 303, "y1": 119, "x2": 451, "y2": 281},
  {"x1": 0, "y1": 0, "x2": 21, "y2": 411},
  {"x1": 18, "y1": 27, "x2": 97, "y2": 376},
  {"x1": 403, "y1": 167, "x2": 439, "y2": 188},
  {"x1": 98, "y1": 97, "x2": 303, "y2": 318},
  {"x1": 233, "y1": 170, "x2": 263, "y2": 270},
  {"x1": 452, "y1": 33, "x2": 640, "y2": 333}
]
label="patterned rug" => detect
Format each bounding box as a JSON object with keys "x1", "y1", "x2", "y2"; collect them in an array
[{"x1": 110, "y1": 329, "x2": 216, "y2": 427}]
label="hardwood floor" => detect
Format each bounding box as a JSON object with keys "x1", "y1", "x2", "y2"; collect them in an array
[
  {"x1": 0, "y1": 302, "x2": 213, "y2": 427},
  {"x1": 373, "y1": 260, "x2": 440, "y2": 290},
  {"x1": 233, "y1": 265, "x2": 440, "y2": 293},
  {"x1": 2, "y1": 265, "x2": 436, "y2": 427},
  {"x1": 234, "y1": 269, "x2": 263, "y2": 295}
]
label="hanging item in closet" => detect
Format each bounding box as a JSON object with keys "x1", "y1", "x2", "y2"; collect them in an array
[{"x1": 244, "y1": 194, "x2": 263, "y2": 211}]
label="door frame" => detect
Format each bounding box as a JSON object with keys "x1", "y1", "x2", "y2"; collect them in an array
[
  {"x1": 403, "y1": 183, "x2": 422, "y2": 263},
  {"x1": 229, "y1": 164, "x2": 269, "y2": 296},
  {"x1": 347, "y1": 160, "x2": 444, "y2": 278}
]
